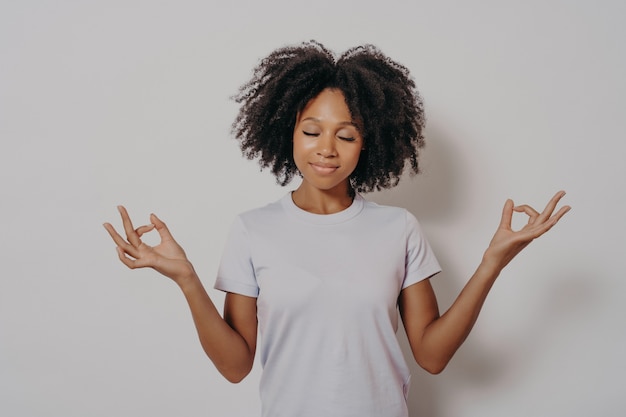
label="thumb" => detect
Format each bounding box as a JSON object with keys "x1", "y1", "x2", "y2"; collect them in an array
[{"x1": 498, "y1": 199, "x2": 514, "y2": 229}]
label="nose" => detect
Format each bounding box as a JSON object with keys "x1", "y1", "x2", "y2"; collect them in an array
[{"x1": 316, "y1": 132, "x2": 336, "y2": 158}]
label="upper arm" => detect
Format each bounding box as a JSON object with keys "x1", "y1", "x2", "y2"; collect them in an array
[
  {"x1": 223, "y1": 292, "x2": 258, "y2": 358},
  {"x1": 398, "y1": 278, "x2": 440, "y2": 359}
]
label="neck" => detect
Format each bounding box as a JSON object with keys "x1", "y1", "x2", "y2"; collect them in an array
[{"x1": 291, "y1": 183, "x2": 354, "y2": 214}]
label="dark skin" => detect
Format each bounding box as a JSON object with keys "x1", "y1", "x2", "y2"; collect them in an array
[{"x1": 104, "y1": 89, "x2": 570, "y2": 380}]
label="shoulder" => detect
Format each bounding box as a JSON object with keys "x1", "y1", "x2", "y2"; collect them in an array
[
  {"x1": 228, "y1": 194, "x2": 292, "y2": 239},
  {"x1": 237, "y1": 195, "x2": 286, "y2": 222},
  {"x1": 360, "y1": 195, "x2": 417, "y2": 226},
  {"x1": 221, "y1": 196, "x2": 288, "y2": 259}
]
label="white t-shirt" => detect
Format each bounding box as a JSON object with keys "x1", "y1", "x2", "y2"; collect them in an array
[{"x1": 215, "y1": 193, "x2": 441, "y2": 417}]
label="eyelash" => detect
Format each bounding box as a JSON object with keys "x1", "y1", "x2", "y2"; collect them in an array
[{"x1": 302, "y1": 131, "x2": 356, "y2": 142}]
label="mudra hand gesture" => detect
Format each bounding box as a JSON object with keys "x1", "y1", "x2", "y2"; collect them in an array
[
  {"x1": 103, "y1": 206, "x2": 195, "y2": 283},
  {"x1": 484, "y1": 190, "x2": 570, "y2": 270}
]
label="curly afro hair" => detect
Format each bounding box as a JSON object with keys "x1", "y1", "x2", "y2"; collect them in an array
[{"x1": 232, "y1": 40, "x2": 426, "y2": 193}]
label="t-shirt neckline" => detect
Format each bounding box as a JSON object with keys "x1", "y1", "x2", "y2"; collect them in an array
[{"x1": 281, "y1": 192, "x2": 365, "y2": 225}]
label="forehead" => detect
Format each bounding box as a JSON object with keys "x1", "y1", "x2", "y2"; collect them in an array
[{"x1": 299, "y1": 88, "x2": 352, "y2": 121}]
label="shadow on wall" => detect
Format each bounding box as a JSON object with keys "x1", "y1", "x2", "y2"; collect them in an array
[
  {"x1": 368, "y1": 125, "x2": 461, "y2": 224},
  {"x1": 369, "y1": 127, "x2": 506, "y2": 416},
  {"x1": 370, "y1": 128, "x2": 600, "y2": 416}
]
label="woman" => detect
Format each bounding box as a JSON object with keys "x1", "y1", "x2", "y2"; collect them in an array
[{"x1": 104, "y1": 41, "x2": 569, "y2": 417}]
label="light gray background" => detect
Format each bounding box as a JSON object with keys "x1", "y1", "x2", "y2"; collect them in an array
[{"x1": 1, "y1": 1, "x2": 624, "y2": 416}]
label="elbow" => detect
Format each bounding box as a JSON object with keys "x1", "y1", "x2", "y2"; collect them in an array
[
  {"x1": 224, "y1": 371, "x2": 248, "y2": 384},
  {"x1": 415, "y1": 354, "x2": 450, "y2": 375},
  {"x1": 421, "y1": 361, "x2": 447, "y2": 375},
  {"x1": 218, "y1": 362, "x2": 253, "y2": 384},
  {"x1": 206, "y1": 345, "x2": 255, "y2": 384},
  {"x1": 411, "y1": 343, "x2": 456, "y2": 375}
]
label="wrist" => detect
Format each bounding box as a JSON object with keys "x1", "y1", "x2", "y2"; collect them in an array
[
  {"x1": 172, "y1": 261, "x2": 198, "y2": 286},
  {"x1": 175, "y1": 266, "x2": 203, "y2": 292},
  {"x1": 482, "y1": 244, "x2": 518, "y2": 273},
  {"x1": 478, "y1": 252, "x2": 504, "y2": 277}
]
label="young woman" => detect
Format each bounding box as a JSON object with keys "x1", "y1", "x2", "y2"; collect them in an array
[{"x1": 104, "y1": 41, "x2": 569, "y2": 417}]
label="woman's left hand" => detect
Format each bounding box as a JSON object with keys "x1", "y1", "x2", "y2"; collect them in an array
[{"x1": 483, "y1": 190, "x2": 571, "y2": 270}]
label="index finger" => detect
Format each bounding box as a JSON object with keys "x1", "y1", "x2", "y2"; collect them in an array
[{"x1": 118, "y1": 205, "x2": 141, "y2": 247}]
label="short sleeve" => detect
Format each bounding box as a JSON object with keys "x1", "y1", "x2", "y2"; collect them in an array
[
  {"x1": 402, "y1": 210, "x2": 442, "y2": 289},
  {"x1": 214, "y1": 216, "x2": 259, "y2": 297}
]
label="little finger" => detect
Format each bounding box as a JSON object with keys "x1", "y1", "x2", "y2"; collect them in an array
[
  {"x1": 545, "y1": 204, "x2": 571, "y2": 228},
  {"x1": 116, "y1": 246, "x2": 139, "y2": 269},
  {"x1": 529, "y1": 205, "x2": 571, "y2": 238},
  {"x1": 537, "y1": 190, "x2": 566, "y2": 222}
]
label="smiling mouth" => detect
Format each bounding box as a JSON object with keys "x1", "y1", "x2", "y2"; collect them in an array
[{"x1": 310, "y1": 162, "x2": 339, "y2": 174}]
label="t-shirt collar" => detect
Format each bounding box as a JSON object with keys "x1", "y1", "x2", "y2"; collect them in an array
[{"x1": 281, "y1": 191, "x2": 365, "y2": 225}]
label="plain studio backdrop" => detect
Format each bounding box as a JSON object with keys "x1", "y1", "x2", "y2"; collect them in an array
[{"x1": 1, "y1": 1, "x2": 624, "y2": 416}]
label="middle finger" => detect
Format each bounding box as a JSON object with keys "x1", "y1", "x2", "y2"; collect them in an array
[
  {"x1": 537, "y1": 190, "x2": 566, "y2": 223},
  {"x1": 118, "y1": 205, "x2": 142, "y2": 247},
  {"x1": 103, "y1": 222, "x2": 141, "y2": 258}
]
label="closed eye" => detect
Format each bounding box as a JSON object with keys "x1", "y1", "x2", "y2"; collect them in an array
[
  {"x1": 303, "y1": 131, "x2": 319, "y2": 137},
  {"x1": 338, "y1": 136, "x2": 355, "y2": 142}
]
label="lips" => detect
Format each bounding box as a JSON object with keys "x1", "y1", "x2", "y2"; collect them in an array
[{"x1": 310, "y1": 162, "x2": 339, "y2": 174}]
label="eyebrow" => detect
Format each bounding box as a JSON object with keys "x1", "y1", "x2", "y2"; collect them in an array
[{"x1": 300, "y1": 117, "x2": 358, "y2": 127}]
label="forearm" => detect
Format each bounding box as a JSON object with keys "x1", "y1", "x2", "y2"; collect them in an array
[
  {"x1": 104, "y1": 208, "x2": 255, "y2": 382},
  {"x1": 404, "y1": 191, "x2": 569, "y2": 374},
  {"x1": 177, "y1": 272, "x2": 255, "y2": 383},
  {"x1": 416, "y1": 258, "x2": 501, "y2": 373}
]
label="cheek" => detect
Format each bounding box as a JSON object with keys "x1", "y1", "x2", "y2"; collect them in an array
[
  {"x1": 292, "y1": 137, "x2": 302, "y2": 160},
  {"x1": 292, "y1": 136, "x2": 314, "y2": 158},
  {"x1": 343, "y1": 145, "x2": 363, "y2": 165},
  {"x1": 291, "y1": 137, "x2": 309, "y2": 170}
]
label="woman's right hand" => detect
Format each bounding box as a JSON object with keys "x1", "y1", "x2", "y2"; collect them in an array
[{"x1": 103, "y1": 206, "x2": 195, "y2": 284}]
